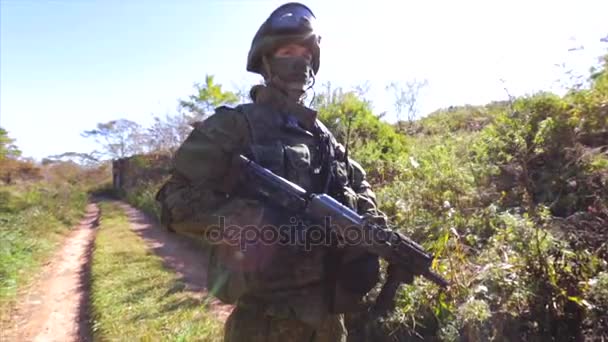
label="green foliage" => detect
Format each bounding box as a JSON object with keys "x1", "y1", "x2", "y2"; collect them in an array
[
  {"x1": 475, "y1": 86, "x2": 607, "y2": 218},
  {"x1": 179, "y1": 74, "x2": 239, "y2": 120},
  {"x1": 84, "y1": 75, "x2": 239, "y2": 158},
  {"x1": 0, "y1": 183, "x2": 88, "y2": 308},
  {"x1": 0, "y1": 142, "x2": 108, "y2": 316},
  {"x1": 588, "y1": 272, "x2": 608, "y2": 305},
  {"x1": 587, "y1": 271, "x2": 608, "y2": 334},
  {"x1": 370, "y1": 55, "x2": 608, "y2": 340},
  {"x1": 124, "y1": 180, "x2": 162, "y2": 220},
  {"x1": 0, "y1": 128, "x2": 40, "y2": 185},
  {"x1": 91, "y1": 202, "x2": 222, "y2": 341},
  {"x1": 0, "y1": 127, "x2": 21, "y2": 161},
  {"x1": 414, "y1": 101, "x2": 509, "y2": 136},
  {"x1": 314, "y1": 85, "x2": 409, "y2": 185},
  {"x1": 107, "y1": 55, "x2": 608, "y2": 340}
]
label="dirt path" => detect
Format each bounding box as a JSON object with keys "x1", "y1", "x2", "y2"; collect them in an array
[
  {"x1": 2, "y1": 200, "x2": 231, "y2": 342},
  {"x1": 118, "y1": 202, "x2": 234, "y2": 322},
  {"x1": 2, "y1": 203, "x2": 99, "y2": 342}
]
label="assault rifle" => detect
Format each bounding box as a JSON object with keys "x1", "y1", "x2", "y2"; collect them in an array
[{"x1": 233, "y1": 154, "x2": 449, "y2": 316}]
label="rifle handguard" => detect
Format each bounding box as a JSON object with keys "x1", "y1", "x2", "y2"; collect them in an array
[{"x1": 234, "y1": 154, "x2": 450, "y2": 316}]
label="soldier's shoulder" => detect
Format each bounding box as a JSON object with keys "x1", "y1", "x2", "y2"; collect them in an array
[
  {"x1": 348, "y1": 158, "x2": 366, "y2": 177},
  {"x1": 192, "y1": 105, "x2": 249, "y2": 132}
]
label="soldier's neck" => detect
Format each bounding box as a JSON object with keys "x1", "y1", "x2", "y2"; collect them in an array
[{"x1": 250, "y1": 85, "x2": 318, "y2": 130}]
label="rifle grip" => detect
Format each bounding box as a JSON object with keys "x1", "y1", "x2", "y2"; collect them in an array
[{"x1": 371, "y1": 271, "x2": 402, "y2": 317}]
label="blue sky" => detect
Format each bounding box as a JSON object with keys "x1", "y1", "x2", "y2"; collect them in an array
[{"x1": 1, "y1": 0, "x2": 607, "y2": 160}]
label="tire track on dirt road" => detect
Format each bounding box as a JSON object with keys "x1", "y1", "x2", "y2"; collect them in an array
[
  {"x1": 117, "y1": 202, "x2": 234, "y2": 322},
  {"x1": 1, "y1": 203, "x2": 99, "y2": 342},
  {"x1": 1, "y1": 200, "x2": 231, "y2": 342}
]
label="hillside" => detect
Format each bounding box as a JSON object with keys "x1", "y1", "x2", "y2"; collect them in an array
[
  {"x1": 2, "y1": 54, "x2": 606, "y2": 341},
  {"x1": 108, "y1": 55, "x2": 608, "y2": 341}
]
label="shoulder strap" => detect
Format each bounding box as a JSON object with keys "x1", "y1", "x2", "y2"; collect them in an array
[
  {"x1": 231, "y1": 104, "x2": 260, "y2": 163},
  {"x1": 315, "y1": 119, "x2": 346, "y2": 161}
]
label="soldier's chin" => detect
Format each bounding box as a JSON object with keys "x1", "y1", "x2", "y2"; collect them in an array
[{"x1": 272, "y1": 84, "x2": 304, "y2": 101}]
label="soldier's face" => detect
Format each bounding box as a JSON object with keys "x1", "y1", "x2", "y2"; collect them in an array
[{"x1": 273, "y1": 43, "x2": 312, "y2": 63}]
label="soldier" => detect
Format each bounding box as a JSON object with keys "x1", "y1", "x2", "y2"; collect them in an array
[{"x1": 157, "y1": 2, "x2": 392, "y2": 341}]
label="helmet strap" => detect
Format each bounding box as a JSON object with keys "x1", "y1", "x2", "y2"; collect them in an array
[{"x1": 306, "y1": 74, "x2": 316, "y2": 107}]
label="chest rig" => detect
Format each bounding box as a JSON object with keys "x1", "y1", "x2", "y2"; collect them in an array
[
  {"x1": 234, "y1": 102, "x2": 352, "y2": 205},
  {"x1": 232, "y1": 102, "x2": 378, "y2": 315}
]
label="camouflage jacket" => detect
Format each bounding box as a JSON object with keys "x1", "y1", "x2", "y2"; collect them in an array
[{"x1": 157, "y1": 85, "x2": 384, "y2": 327}]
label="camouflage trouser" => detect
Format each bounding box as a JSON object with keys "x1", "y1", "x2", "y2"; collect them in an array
[{"x1": 224, "y1": 305, "x2": 347, "y2": 342}]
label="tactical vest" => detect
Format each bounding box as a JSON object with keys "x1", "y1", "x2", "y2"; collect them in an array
[
  {"x1": 240, "y1": 103, "x2": 348, "y2": 189},
  {"x1": 205, "y1": 100, "x2": 378, "y2": 327}
]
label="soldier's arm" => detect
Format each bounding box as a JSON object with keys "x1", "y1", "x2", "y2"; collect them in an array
[
  {"x1": 158, "y1": 106, "x2": 250, "y2": 237},
  {"x1": 348, "y1": 158, "x2": 386, "y2": 219}
]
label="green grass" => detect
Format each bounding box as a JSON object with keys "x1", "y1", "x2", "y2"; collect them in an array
[
  {"x1": 124, "y1": 181, "x2": 162, "y2": 220},
  {"x1": 0, "y1": 184, "x2": 87, "y2": 314},
  {"x1": 90, "y1": 202, "x2": 223, "y2": 341}
]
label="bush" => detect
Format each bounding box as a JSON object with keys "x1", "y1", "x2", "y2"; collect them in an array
[
  {"x1": 314, "y1": 88, "x2": 409, "y2": 185},
  {"x1": 106, "y1": 54, "x2": 608, "y2": 340},
  {"x1": 124, "y1": 181, "x2": 162, "y2": 220}
]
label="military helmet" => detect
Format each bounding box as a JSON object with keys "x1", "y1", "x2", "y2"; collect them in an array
[{"x1": 247, "y1": 2, "x2": 321, "y2": 76}]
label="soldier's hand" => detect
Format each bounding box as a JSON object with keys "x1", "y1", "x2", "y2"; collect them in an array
[{"x1": 361, "y1": 212, "x2": 388, "y2": 227}]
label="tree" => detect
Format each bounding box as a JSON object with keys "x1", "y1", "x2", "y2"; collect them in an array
[
  {"x1": 179, "y1": 74, "x2": 239, "y2": 120},
  {"x1": 0, "y1": 127, "x2": 21, "y2": 184},
  {"x1": 0, "y1": 127, "x2": 21, "y2": 161},
  {"x1": 43, "y1": 151, "x2": 102, "y2": 167},
  {"x1": 81, "y1": 119, "x2": 145, "y2": 159},
  {"x1": 0, "y1": 128, "x2": 41, "y2": 184},
  {"x1": 314, "y1": 84, "x2": 408, "y2": 161},
  {"x1": 314, "y1": 84, "x2": 409, "y2": 185},
  {"x1": 386, "y1": 79, "x2": 429, "y2": 128},
  {"x1": 145, "y1": 113, "x2": 193, "y2": 153}
]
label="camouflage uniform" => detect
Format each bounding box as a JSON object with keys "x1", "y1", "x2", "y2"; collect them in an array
[
  {"x1": 158, "y1": 84, "x2": 385, "y2": 341},
  {"x1": 157, "y1": 3, "x2": 386, "y2": 341}
]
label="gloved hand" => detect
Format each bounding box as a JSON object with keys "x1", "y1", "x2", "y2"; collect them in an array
[{"x1": 361, "y1": 212, "x2": 388, "y2": 227}]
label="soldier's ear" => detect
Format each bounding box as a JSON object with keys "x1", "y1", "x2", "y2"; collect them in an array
[{"x1": 261, "y1": 55, "x2": 273, "y2": 81}]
